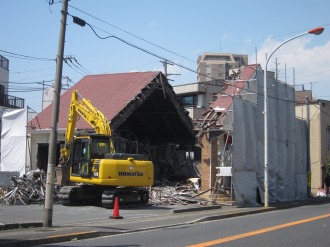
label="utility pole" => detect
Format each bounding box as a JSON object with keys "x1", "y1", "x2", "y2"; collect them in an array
[
  {"x1": 42, "y1": 80, "x2": 45, "y2": 111},
  {"x1": 161, "y1": 60, "x2": 180, "y2": 82},
  {"x1": 306, "y1": 96, "x2": 311, "y2": 198},
  {"x1": 43, "y1": 0, "x2": 68, "y2": 227},
  {"x1": 275, "y1": 58, "x2": 278, "y2": 79}
]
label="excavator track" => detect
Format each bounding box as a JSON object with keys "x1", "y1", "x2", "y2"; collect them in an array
[
  {"x1": 102, "y1": 187, "x2": 150, "y2": 208},
  {"x1": 58, "y1": 185, "x2": 149, "y2": 208},
  {"x1": 58, "y1": 185, "x2": 103, "y2": 206}
]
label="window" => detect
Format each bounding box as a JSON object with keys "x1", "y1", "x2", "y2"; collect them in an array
[
  {"x1": 204, "y1": 55, "x2": 230, "y2": 61},
  {"x1": 180, "y1": 94, "x2": 198, "y2": 106},
  {"x1": 0, "y1": 55, "x2": 9, "y2": 70},
  {"x1": 91, "y1": 139, "x2": 111, "y2": 158}
]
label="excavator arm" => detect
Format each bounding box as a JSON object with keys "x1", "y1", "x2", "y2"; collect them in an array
[{"x1": 60, "y1": 90, "x2": 114, "y2": 162}]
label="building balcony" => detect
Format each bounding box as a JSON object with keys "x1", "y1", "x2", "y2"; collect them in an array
[
  {"x1": 0, "y1": 93, "x2": 25, "y2": 109},
  {"x1": 0, "y1": 55, "x2": 9, "y2": 70}
]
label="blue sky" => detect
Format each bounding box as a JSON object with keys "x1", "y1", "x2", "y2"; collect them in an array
[{"x1": 1, "y1": 0, "x2": 330, "y2": 112}]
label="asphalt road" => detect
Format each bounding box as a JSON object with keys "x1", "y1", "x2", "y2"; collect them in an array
[{"x1": 34, "y1": 202, "x2": 330, "y2": 247}]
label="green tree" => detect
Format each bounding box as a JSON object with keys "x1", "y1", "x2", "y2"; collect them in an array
[{"x1": 323, "y1": 158, "x2": 330, "y2": 174}]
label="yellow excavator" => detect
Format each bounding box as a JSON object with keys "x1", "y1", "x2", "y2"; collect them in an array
[{"x1": 57, "y1": 90, "x2": 154, "y2": 207}]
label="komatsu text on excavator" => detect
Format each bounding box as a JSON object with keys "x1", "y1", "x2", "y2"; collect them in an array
[{"x1": 57, "y1": 90, "x2": 154, "y2": 208}]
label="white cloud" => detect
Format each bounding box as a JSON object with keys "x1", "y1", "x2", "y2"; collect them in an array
[{"x1": 250, "y1": 37, "x2": 330, "y2": 99}]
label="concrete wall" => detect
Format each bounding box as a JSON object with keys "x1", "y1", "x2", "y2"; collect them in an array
[
  {"x1": 199, "y1": 133, "x2": 231, "y2": 192},
  {"x1": 197, "y1": 53, "x2": 248, "y2": 81},
  {"x1": 173, "y1": 81, "x2": 224, "y2": 120},
  {"x1": 0, "y1": 55, "x2": 9, "y2": 94},
  {"x1": 27, "y1": 129, "x2": 66, "y2": 171},
  {"x1": 200, "y1": 134, "x2": 218, "y2": 191},
  {"x1": 296, "y1": 101, "x2": 330, "y2": 194}
]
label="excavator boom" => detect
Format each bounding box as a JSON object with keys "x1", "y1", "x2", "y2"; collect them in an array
[{"x1": 60, "y1": 90, "x2": 114, "y2": 162}]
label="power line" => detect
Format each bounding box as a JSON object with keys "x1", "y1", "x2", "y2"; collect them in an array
[
  {"x1": 69, "y1": 16, "x2": 307, "y2": 105},
  {"x1": 71, "y1": 15, "x2": 204, "y2": 77},
  {"x1": 64, "y1": 55, "x2": 92, "y2": 75},
  {"x1": 67, "y1": 15, "x2": 322, "y2": 104},
  {"x1": 1, "y1": 79, "x2": 54, "y2": 85},
  {"x1": 66, "y1": 9, "x2": 327, "y2": 106},
  {"x1": 63, "y1": 58, "x2": 85, "y2": 76},
  {"x1": 69, "y1": 4, "x2": 194, "y2": 64},
  {"x1": 10, "y1": 66, "x2": 55, "y2": 74},
  {"x1": 0, "y1": 49, "x2": 54, "y2": 61}
]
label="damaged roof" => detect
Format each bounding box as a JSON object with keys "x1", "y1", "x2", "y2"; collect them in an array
[
  {"x1": 28, "y1": 71, "x2": 194, "y2": 145},
  {"x1": 210, "y1": 64, "x2": 261, "y2": 112},
  {"x1": 196, "y1": 65, "x2": 260, "y2": 131}
]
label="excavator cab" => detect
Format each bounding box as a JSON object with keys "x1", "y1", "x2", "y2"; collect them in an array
[
  {"x1": 70, "y1": 135, "x2": 111, "y2": 178},
  {"x1": 71, "y1": 137, "x2": 91, "y2": 178}
]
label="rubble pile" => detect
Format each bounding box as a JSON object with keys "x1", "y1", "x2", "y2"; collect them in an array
[
  {"x1": 0, "y1": 169, "x2": 46, "y2": 205},
  {"x1": 150, "y1": 178, "x2": 211, "y2": 206}
]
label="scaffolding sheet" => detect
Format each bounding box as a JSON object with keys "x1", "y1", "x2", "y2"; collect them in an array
[
  {"x1": 233, "y1": 76, "x2": 307, "y2": 207},
  {"x1": 232, "y1": 97, "x2": 259, "y2": 207},
  {"x1": 0, "y1": 108, "x2": 27, "y2": 176}
]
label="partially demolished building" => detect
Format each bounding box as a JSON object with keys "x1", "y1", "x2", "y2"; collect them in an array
[
  {"x1": 196, "y1": 64, "x2": 309, "y2": 206},
  {"x1": 27, "y1": 71, "x2": 196, "y2": 183}
]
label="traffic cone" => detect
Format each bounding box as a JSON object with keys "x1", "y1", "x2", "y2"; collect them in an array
[{"x1": 110, "y1": 196, "x2": 123, "y2": 219}]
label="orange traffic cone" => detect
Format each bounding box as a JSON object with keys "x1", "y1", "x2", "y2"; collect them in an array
[{"x1": 110, "y1": 196, "x2": 123, "y2": 219}]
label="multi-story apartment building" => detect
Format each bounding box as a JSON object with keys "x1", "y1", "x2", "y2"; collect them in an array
[
  {"x1": 197, "y1": 53, "x2": 248, "y2": 82},
  {"x1": 173, "y1": 79, "x2": 225, "y2": 120},
  {"x1": 0, "y1": 55, "x2": 24, "y2": 109},
  {"x1": 0, "y1": 55, "x2": 26, "y2": 178},
  {"x1": 0, "y1": 55, "x2": 10, "y2": 106},
  {"x1": 296, "y1": 97, "x2": 330, "y2": 195}
]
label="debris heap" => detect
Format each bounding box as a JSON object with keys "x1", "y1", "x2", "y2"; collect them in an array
[
  {"x1": 150, "y1": 178, "x2": 211, "y2": 206},
  {"x1": 0, "y1": 169, "x2": 46, "y2": 205}
]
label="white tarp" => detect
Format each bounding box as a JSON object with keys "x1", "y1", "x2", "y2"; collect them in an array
[
  {"x1": 0, "y1": 108, "x2": 27, "y2": 176},
  {"x1": 232, "y1": 74, "x2": 308, "y2": 206}
]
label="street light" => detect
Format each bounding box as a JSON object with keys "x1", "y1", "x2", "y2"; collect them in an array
[{"x1": 263, "y1": 27, "x2": 324, "y2": 207}]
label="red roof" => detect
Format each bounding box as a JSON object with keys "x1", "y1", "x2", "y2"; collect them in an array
[
  {"x1": 240, "y1": 64, "x2": 258, "y2": 80},
  {"x1": 210, "y1": 64, "x2": 260, "y2": 111},
  {"x1": 29, "y1": 71, "x2": 160, "y2": 130},
  {"x1": 210, "y1": 81, "x2": 247, "y2": 111}
]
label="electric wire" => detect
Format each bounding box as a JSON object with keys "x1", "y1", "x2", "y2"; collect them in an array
[
  {"x1": 4, "y1": 4, "x2": 324, "y2": 107},
  {"x1": 0, "y1": 49, "x2": 54, "y2": 61},
  {"x1": 68, "y1": 3, "x2": 330, "y2": 99},
  {"x1": 67, "y1": 58, "x2": 90, "y2": 75},
  {"x1": 10, "y1": 66, "x2": 55, "y2": 74},
  {"x1": 68, "y1": 13, "x2": 330, "y2": 104},
  {"x1": 83, "y1": 21, "x2": 200, "y2": 75},
  {"x1": 63, "y1": 59, "x2": 85, "y2": 76},
  {"x1": 69, "y1": 4, "x2": 195, "y2": 64},
  {"x1": 69, "y1": 15, "x2": 311, "y2": 105},
  {"x1": 72, "y1": 57, "x2": 93, "y2": 74}
]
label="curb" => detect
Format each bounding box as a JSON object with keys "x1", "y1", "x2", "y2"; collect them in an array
[
  {"x1": 192, "y1": 207, "x2": 274, "y2": 223},
  {"x1": 171, "y1": 205, "x2": 222, "y2": 214},
  {"x1": 0, "y1": 230, "x2": 100, "y2": 247},
  {"x1": 0, "y1": 222, "x2": 43, "y2": 231}
]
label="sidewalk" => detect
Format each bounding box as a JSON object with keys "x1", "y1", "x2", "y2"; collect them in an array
[{"x1": 0, "y1": 197, "x2": 329, "y2": 247}]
